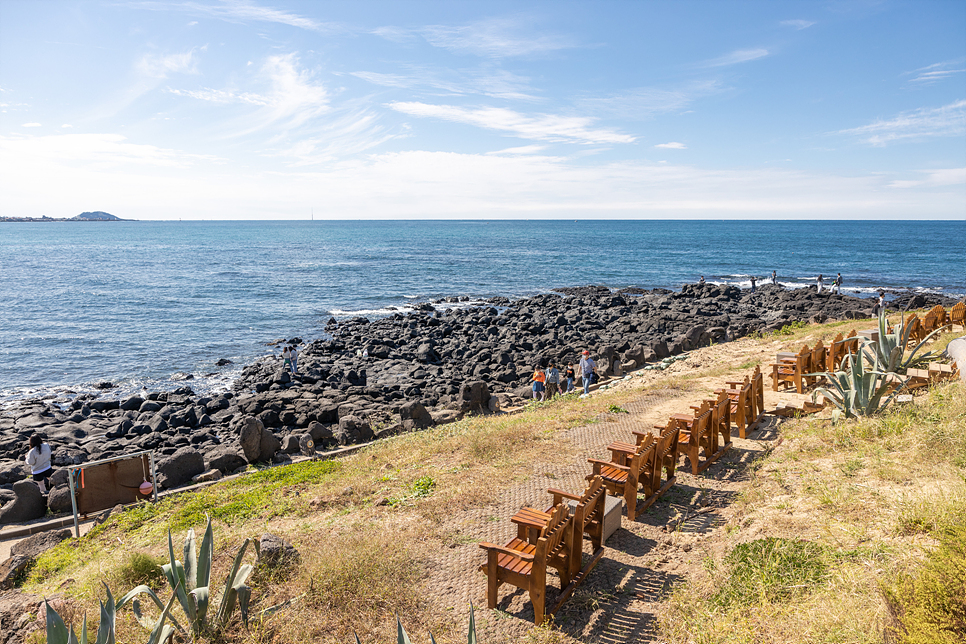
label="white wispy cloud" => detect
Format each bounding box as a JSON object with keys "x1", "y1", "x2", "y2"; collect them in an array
[
  {"x1": 0, "y1": 133, "x2": 219, "y2": 168},
  {"x1": 577, "y1": 81, "x2": 723, "y2": 119},
  {"x1": 21, "y1": 122, "x2": 41, "y2": 128},
  {"x1": 904, "y1": 60, "x2": 966, "y2": 84},
  {"x1": 889, "y1": 167, "x2": 966, "y2": 188},
  {"x1": 702, "y1": 48, "x2": 769, "y2": 68},
  {"x1": 137, "y1": 50, "x2": 199, "y2": 78},
  {"x1": 780, "y1": 19, "x2": 816, "y2": 30},
  {"x1": 374, "y1": 17, "x2": 573, "y2": 58},
  {"x1": 486, "y1": 144, "x2": 547, "y2": 156},
  {"x1": 836, "y1": 100, "x2": 966, "y2": 145},
  {"x1": 350, "y1": 66, "x2": 536, "y2": 100},
  {"x1": 125, "y1": 1, "x2": 337, "y2": 32},
  {"x1": 168, "y1": 53, "x2": 329, "y2": 135},
  {"x1": 387, "y1": 102, "x2": 634, "y2": 144},
  {"x1": 655, "y1": 142, "x2": 686, "y2": 149}
]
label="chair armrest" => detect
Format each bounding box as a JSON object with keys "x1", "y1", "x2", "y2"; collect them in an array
[
  {"x1": 478, "y1": 543, "x2": 535, "y2": 561},
  {"x1": 546, "y1": 488, "x2": 581, "y2": 501},
  {"x1": 587, "y1": 458, "x2": 630, "y2": 471}
]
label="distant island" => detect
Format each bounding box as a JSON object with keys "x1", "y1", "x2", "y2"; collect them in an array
[{"x1": 0, "y1": 211, "x2": 133, "y2": 222}]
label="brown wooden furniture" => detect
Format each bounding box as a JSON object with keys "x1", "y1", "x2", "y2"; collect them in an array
[
  {"x1": 827, "y1": 330, "x2": 858, "y2": 372},
  {"x1": 589, "y1": 435, "x2": 655, "y2": 522},
  {"x1": 673, "y1": 401, "x2": 723, "y2": 475},
  {"x1": 603, "y1": 421, "x2": 680, "y2": 518},
  {"x1": 807, "y1": 340, "x2": 827, "y2": 387},
  {"x1": 717, "y1": 375, "x2": 756, "y2": 438},
  {"x1": 772, "y1": 345, "x2": 810, "y2": 394},
  {"x1": 949, "y1": 302, "x2": 966, "y2": 331},
  {"x1": 751, "y1": 365, "x2": 765, "y2": 424},
  {"x1": 480, "y1": 503, "x2": 575, "y2": 625},
  {"x1": 905, "y1": 313, "x2": 925, "y2": 346},
  {"x1": 512, "y1": 476, "x2": 607, "y2": 581}
]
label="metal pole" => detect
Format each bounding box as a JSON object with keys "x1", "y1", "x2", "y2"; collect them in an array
[
  {"x1": 149, "y1": 452, "x2": 159, "y2": 503},
  {"x1": 67, "y1": 467, "x2": 80, "y2": 538}
]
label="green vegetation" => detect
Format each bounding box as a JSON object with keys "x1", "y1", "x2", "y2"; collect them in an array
[
  {"x1": 607, "y1": 404, "x2": 629, "y2": 414},
  {"x1": 863, "y1": 309, "x2": 941, "y2": 374},
  {"x1": 45, "y1": 584, "x2": 178, "y2": 644},
  {"x1": 885, "y1": 523, "x2": 966, "y2": 644},
  {"x1": 355, "y1": 606, "x2": 477, "y2": 644},
  {"x1": 813, "y1": 349, "x2": 905, "y2": 419},
  {"x1": 776, "y1": 320, "x2": 809, "y2": 336},
  {"x1": 713, "y1": 538, "x2": 830, "y2": 607}
]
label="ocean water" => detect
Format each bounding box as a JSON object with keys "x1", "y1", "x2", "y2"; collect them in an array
[{"x1": 1, "y1": 219, "x2": 963, "y2": 402}]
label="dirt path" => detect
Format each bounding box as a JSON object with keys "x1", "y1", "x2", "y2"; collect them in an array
[{"x1": 415, "y1": 337, "x2": 818, "y2": 643}]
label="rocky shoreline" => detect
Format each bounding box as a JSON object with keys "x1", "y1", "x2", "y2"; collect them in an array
[{"x1": 0, "y1": 283, "x2": 958, "y2": 525}]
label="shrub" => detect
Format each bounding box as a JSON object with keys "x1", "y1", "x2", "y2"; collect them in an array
[{"x1": 714, "y1": 537, "x2": 830, "y2": 606}]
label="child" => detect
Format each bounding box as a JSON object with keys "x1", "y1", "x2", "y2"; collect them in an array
[
  {"x1": 531, "y1": 366, "x2": 546, "y2": 401},
  {"x1": 565, "y1": 363, "x2": 576, "y2": 393},
  {"x1": 26, "y1": 434, "x2": 53, "y2": 494}
]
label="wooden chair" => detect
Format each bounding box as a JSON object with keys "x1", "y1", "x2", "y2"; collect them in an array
[
  {"x1": 905, "y1": 368, "x2": 931, "y2": 391},
  {"x1": 589, "y1": 435, "x2": 655, "y2": 521},
  {"x1": 513, "y1": 476, "x2": 607, "y2": 581},
  {"x1": 949, "y1": 302, "x2": 966, "y2": 331},
  {"x1": 751, "y1": 366, "x2": 765, "y2": 425},
  {"x1": 707, "y1": 390, "x2": 732, "y2": 450},
  {"x1": 479, "y1": 504, "x2": 575, "y2": 625},
  {"x1": 718, "y1": 375, "x2": 756, "y2": 438},
  {"x1": 772, "y1": 345, "x2": 810, "y2": 394},
  {"x1": 605, "y1": 420, "x2": 680, "y2": 516},
  {"x1": 674, "y1": 401, "x2": 722, "y2": 475},
  {"x1": 827, "y1": 330, "x2": 858, "y2": 372},
  {"x1": 807, "y1": 340, "x2": 827, "y2": 387},
  {"x1": 906, "y1": 313, "x2": 925, "y2": 346}
]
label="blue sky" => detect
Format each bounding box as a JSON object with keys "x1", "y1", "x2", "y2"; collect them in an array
[{"x1": 1, "y1": 0, "x2": 964, "y2": 219}]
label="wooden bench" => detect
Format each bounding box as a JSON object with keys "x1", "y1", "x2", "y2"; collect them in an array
[
  {"x1": 512, "y1": 476, "x2": 608, "y2": 582},
  {"x1": 905, "y1": 313, "x2": 925, "y2": 346},
  {"x1": 772, "y1": 345, "x2": 810, "y2": 394},
  {"x1": 480, "y1": 503, "x2": 575, "y2": 625},
  {"x1": 949, "y1": 302, "x2": 966, "y2": 331}
]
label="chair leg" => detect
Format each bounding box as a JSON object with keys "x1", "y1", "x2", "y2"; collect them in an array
[
  {"x1": 487, "y1": 553, "x2": 499, "y2": 609},
  {"x1": 530, "y1": 570, "x2": 546, "y2": 626}
]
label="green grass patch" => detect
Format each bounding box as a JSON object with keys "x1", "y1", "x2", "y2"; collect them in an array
[
  {"x1": 885, "y1": 523, "x2": 966, "y2": 644},
  {"x1": 714, "y1": 537, "x2": 831, "y2": 606},
  {"x1": 607, "y1": 404, "x2": 629, "y2": 414}
]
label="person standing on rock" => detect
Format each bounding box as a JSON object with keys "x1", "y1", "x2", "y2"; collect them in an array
[
  {"x1": 698, "y1": 276, "x2": 705, "y2": 284},
  {"x1": 834, "y1": 273, "x2": 843, "y2": 295},
  {"x1": 816, "y1": 274, "x2": 825, "y2": 294},
  {"x1": 750, "y1": 276, "x2": 757, "y2": 293},
  {"x1": 290, "y1": 344, "x2": 299, "y2": 375},
  {"x1": 565, "y1": 362, "x2": 576, "y2": 393},
  {"x1": 579, "y1": 350, "x2": 597, "y2": 395},
  {"x1": 531, "y1": 366, "x2": 546, "y2": 401},
  {"x1": 282, "y1": 345, "x2": 291, "y2": 372},
  {"x1": 26, "y1": 434, "x2": 54, "y2": 494},
  {"x1": 545, "y1": 362, "x2": 560, "y2": 399},
  {"x1": 772, "y1": 270, "x2": 778, "y2": 285}
]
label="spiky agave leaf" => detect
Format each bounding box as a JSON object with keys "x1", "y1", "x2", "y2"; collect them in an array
[
  {"x1": 396, "y1": 614, "x2": 413, "y2": 644},
  {"x1": 96, "y1": 584, "x2": 116, "y2": 644},
  {"x1": 45, "y1": 599, "x2": 73, "y2": 644}
]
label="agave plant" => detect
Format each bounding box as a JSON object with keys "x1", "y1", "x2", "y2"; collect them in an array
[
  {"x1": 45, "y1": 583, "x2": 178, "y2": 644},
  {"x1": 863, "y1": 309, "x2": 942, "y2": 374},
  {"x1": 812, "y1": 349, "x2": 906, "y2": 420},
  {"x1": 355, "y1": 604, "x2": 477, "y2": 644},
  {"x1": 116, "y1": 517, "x2": 296, "y2": 640}
]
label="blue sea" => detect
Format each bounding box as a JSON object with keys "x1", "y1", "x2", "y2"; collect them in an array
[{"x1": 1, "y1": 220, "x2": 964, "y2": 403}]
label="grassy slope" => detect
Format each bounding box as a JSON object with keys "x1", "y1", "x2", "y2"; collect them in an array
[{"x1": 19, "y1": 315, "x2": 965, "y2": 644}]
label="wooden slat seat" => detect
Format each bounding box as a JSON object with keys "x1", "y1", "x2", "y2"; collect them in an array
[
  {"x1": 480, "y1": 504, "x2": 575, "y2": 625},
  {"x1": 600, "y1": 421, "x2": 680, "y2": 519},
  {"x1": 716, "y1": 375, "x2": 757, "y2": 438}
]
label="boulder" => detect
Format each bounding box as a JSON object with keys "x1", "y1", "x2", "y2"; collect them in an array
[
  {"x1": 307, "y1": 421, "x2": 334, "y2": 445},
  {"x1": 10, "y1": 529, "x2": 72, "y2": 560},
  {"x1": 259, "y1": 428, "x2": 281, "y2": 461},
  {"x1": 0, "y1": 480, "x2": 46, "y2": 525},
  {"x1": 334, "y1": 416, "x2": 372, "y2": 445},
  {"x1": 258, "y1": 533, "x2": 300, "y2": 568},
  {"x1": 0, "y1": 460, "x2": 26, "y2": 486},
  {"x1": 119, "y1": 395, "x2": 144, "y2": 411},
  {"x1": 398, "y1": 401, "x2": 434, "y2": 430},
  {"x1": 0, "y1": 555, "x2": 31, "y2": 590},
  {"x1": 46, "y1": 486, "x2": 74, "y2": 514},
  {"x1": 155, "y1": 447, "x2": 205, "y2": 489},
  {"x1": 191, "y1": 469, "x2": 222, "y2": 484},
  {"x1": 298, "y1": 434, "x2": 316, "y2": 456},
  {"x1": 205, "y1": 446, "x2": 247, "y2": 474},
  {"x1": 237, "y1": 417, "x2": 264, "y2": 463},
  {"x1": 280, "y1": 435, "x2": 301, "y2": 454},
  {"x1": 457, "y1": 381, "x2": 490, "y2": 414}
]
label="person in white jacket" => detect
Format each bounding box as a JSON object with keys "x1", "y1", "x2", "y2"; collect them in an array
[{"x1": 26, "y1": 434, "x2": 54, "y2": 494}]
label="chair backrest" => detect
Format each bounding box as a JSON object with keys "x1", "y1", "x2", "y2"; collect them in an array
[
  {"x1": 536, "y1": 504, "x2": 572, "y2": 561},
  {"x1": 711, "y1": 389, "x2": 731, "y2": 437},
  {"x1": 930, "y1": 305, "x2": 946, "y2": 325},
  {"x1": 810, "y1": 340, "x2": 826, "y2": 372},
  {"x1": 751, "y1": 366, "x2": 764, "y2": 416},
  {"x1": 691, "y1": 401, "x2": 713, "y2": 443},
  {"x1": 576, "y1": 475, "x2": 606, "y2": 531},
  {"x1": 630, "y1": 433, "x2": 657, "y2": 476},
  {"x1": 950, "y1": 301, "x2": 966, "y2": 325}
]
